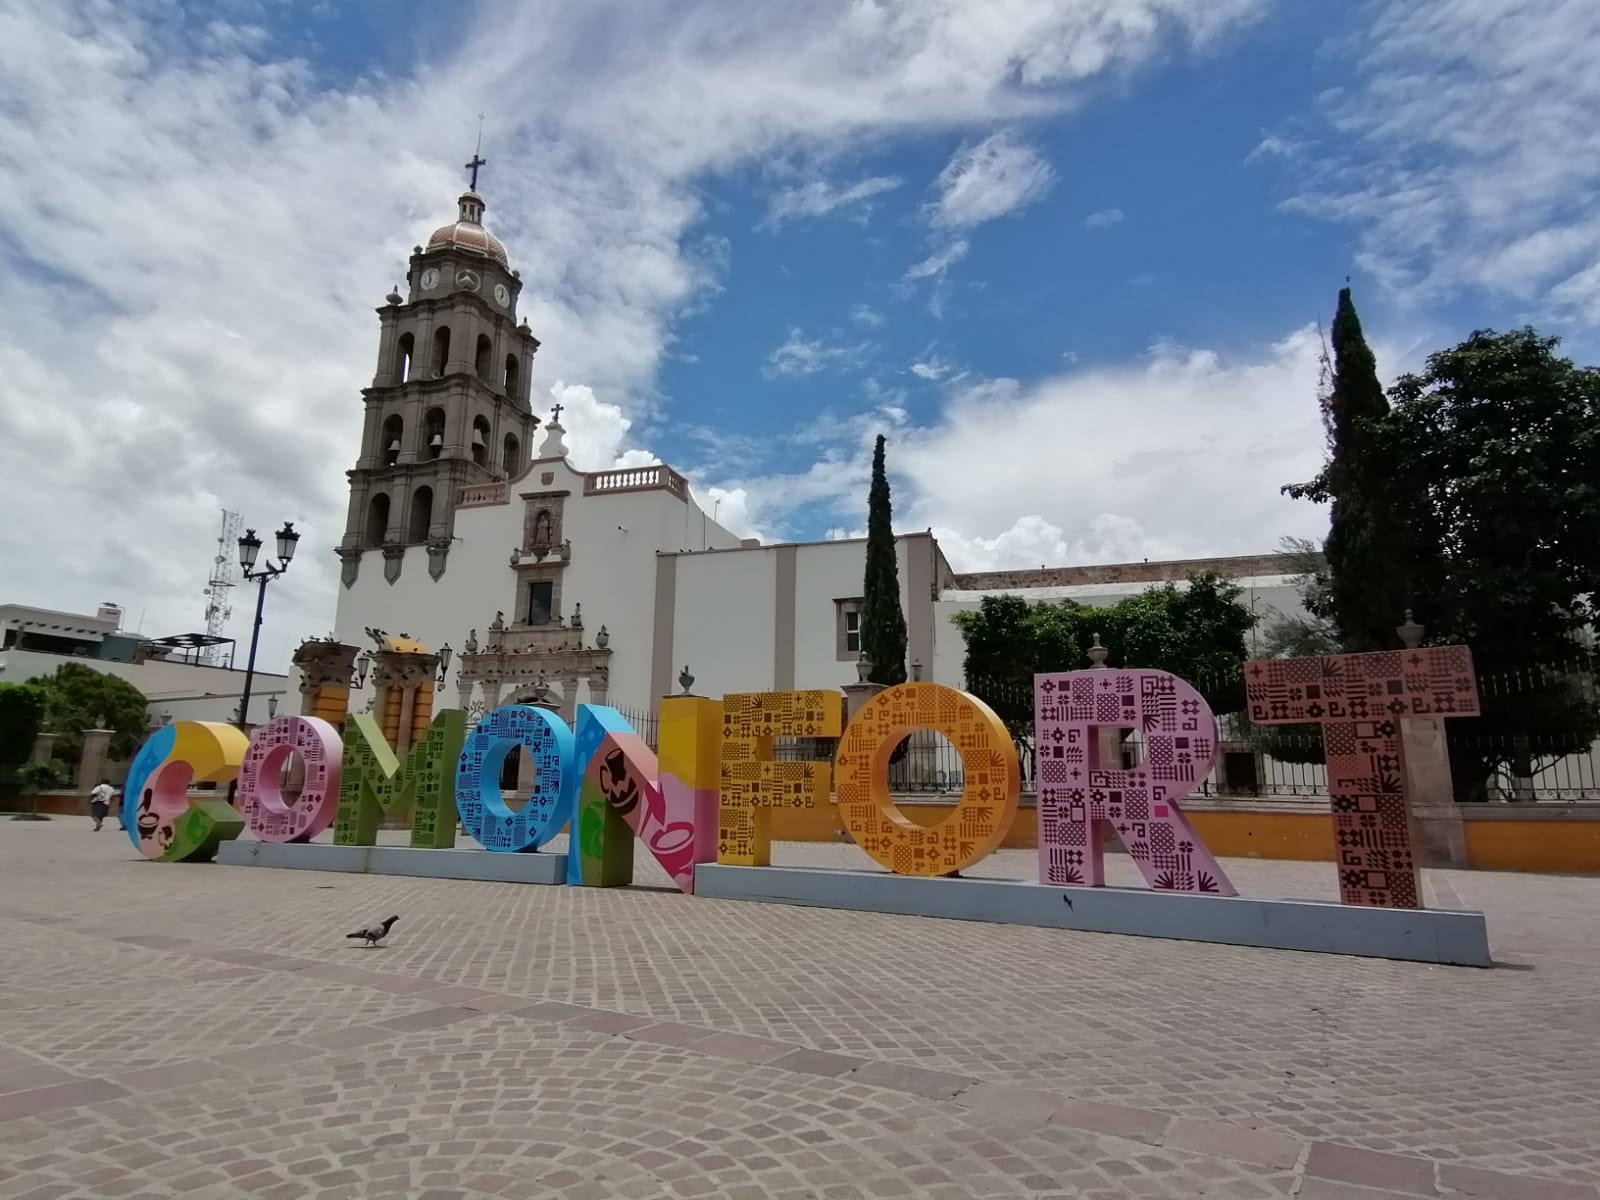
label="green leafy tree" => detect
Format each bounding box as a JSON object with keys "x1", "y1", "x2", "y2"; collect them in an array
[
  {"x1": 1381, "y1": 329, "x2": 1600, "y2": 799},
  {"x1": 27, "y1": 663, "x2": 149, "y2": 763},
  {"x1": 16, "y1": 759, "x2": 68, "y2": 817},
  {"x1": 0, "y1": 682, "x2": 49, "y2": 769},
  {"x1": 861, "y1": 434, "x2": 908, "y2": 687},
  {"x1": 951, "y1": 573, "x2": 1259, "y2": 738},
  {"x1": 1284, "y1": 287, "x2": 1417, "y2": 651}
]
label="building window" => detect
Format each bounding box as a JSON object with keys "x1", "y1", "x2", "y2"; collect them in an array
[
  {"x1": 504, "y1": 354, "x2": 520, "y2": 398},
  {"x1": 502, "y1": 433, "x2": 520, "y2": 477},
  {"x1": 475, "y1": 333, "x2": 492, "y2": 380},
  {"x1": 526, "y1": 580, "x2": 554, "y2": 626},
  {"x1": 835, "y1": 598, "x2": 862, "y2": 661}
]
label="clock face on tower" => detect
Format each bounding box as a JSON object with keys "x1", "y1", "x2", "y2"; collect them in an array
[
  {"x1": 455, "y1": 268, "x2": 481, "y2": 292},
  {"x1": 419, "y1": 267, "x2": 440, "y2": 291},
  {"x1": 494, "y1": 283, "x2": 510, "y2": 307}
]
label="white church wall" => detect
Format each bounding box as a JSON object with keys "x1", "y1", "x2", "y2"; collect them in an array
[
  {"x1": 673, "y1": 548, "x2": 777, "y2": 698},
  {"x1": 789, "y1": 538, "x2": 913, "y2": 691}
]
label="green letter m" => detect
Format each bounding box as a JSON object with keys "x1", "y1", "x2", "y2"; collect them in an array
[{"x1": 335, "y1": 710, "x2": 465, "y2": 848}]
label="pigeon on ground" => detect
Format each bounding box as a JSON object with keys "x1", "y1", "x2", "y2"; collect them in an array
[{"x1": 346, "y1": 915, "x2": 399, "y2": 947}]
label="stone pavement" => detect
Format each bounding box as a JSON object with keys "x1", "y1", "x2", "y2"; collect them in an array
[{"x1": 1, "y1": 819, "x2": 1597, "y2": 1199}]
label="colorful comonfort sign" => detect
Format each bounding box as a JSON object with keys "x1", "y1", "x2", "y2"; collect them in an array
[
  {"x1": 1035, "y1": 668, "x2": 1235, "y2": 895},
  {"x1": 1244, "y1": 646, "x2": 1480, "y2": 909},
  {"x1": 125, "y1": 651, "x2": 1478, "y2": 910},
  {"x1": 122, "y1": 721, "x2": 248, "y2": 862}
]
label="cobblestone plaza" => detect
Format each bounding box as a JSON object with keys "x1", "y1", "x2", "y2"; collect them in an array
[{"x1": 2, "y1": 821, "x2": 1597, "y2": 1199}]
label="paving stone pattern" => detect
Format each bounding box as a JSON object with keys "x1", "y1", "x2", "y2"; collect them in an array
[{"x1": 1, "y1": 820, "x2": 1597, "y2": 1198}]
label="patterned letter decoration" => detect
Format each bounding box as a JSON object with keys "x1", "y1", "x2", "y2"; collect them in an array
[
  {"x1": 336, "y1": 710, "x2": 465, "y2": 849},
  {"x1": 236, "y1": 715, "x2": 343, "y2": 844},
  {"x1": 1034, "y1": 669, "x2": 1235, "y2": 895},
  {"x1": 122, "y1": 721, "x2": 250, "y2": 863},
  {"x1": 1244, "y1": 646, "x2": 1479, "y2": 909},
  {"x1": 834, "y1": 683, "x2": 1020, "y2": 877},
  {"x1": 455, "y1": 705, "x2": 575, "y2": 853},
  {"x1": 719, "y1": 691, "x2": 843, "y2": 867}
]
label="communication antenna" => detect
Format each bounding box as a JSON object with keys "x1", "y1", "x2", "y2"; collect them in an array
[{"x1": 201, "y1": 508, "x2": 242, "y2": 665}]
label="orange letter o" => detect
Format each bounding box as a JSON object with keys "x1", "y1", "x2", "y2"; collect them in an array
[{"x1": 834, "y1": 683, "x2": 1021, "y2": 876}]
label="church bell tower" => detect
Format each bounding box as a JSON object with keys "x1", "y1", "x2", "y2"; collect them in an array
[{"x1": 338, "y1": 151, "x2": 541, "y2": 586}]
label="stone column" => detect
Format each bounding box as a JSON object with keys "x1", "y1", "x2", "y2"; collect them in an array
[
  {"x1": 76, "y1": 729, "x2": 113, "y2": 794},
  {"x1": 291, "y1": 639, "x2": 359, "y2": 722},
  {"x1": 1394, "y1": 612, "x2": 1468, "y2": 868},
  {"x1": 840, "y1": 651, "x2": 885, "y2": 723},
  {"x1": 28, "y1": 732, "x2": 56, "y2": 765},
  {"x1": 371, "y1": 647, "x2": 440, "y2": 755},
  {"x1": 1086, "y1": 636, "x2": 1123, "y2": 770}
]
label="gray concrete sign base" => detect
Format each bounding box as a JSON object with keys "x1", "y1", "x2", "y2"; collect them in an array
[
  {"x1": 694, "y1": 864, "x2": 1494, "y2": 967},
  {"x1": 216, "y1": 839, "x2": 567, "y2": 884}
]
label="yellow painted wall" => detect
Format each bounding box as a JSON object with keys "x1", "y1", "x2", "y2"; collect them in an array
[
  {"x1": 1463, "y1": 818, "x2": 1600, "y2": 875},
  {"x1": 1185, "y1": 811, "x2": 1336, "y2": 862}
]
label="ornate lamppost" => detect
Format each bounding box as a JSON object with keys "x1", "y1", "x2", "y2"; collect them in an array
[{"x1": 235, "y1": 522, "x2": 301, "y2": 731}]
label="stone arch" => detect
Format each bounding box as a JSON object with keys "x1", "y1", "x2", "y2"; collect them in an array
[
  {"x1": 503, "y1": 432, "x2": 521, "y2": 477},
  {"x1": 504, "y1": 353, "x2": 520, "y2": 398},
  {"x1": 421, "y1": 407, "x2": 446, "y2": 459},
  {"x1": 475, "y1": 333, "x2": 493, "y2": 380},
  {"x1": 396, "y1": 332, "x2": 414, "y2": 382},
  {"x1": 407, "y1": 485, "x2": 433, "y2": 543},
  {"x1": 431, "y1": 325, "x2": 451, "y2": 376},
  {"x1": 471, "y1": 415, "x2": 491, "y2": 466},
  {"x1": 364, "y1": 493, "x2": 390, "y2": 548},
  {"x1": 381, "y1": 415, "x2": 403, "y2": 466}
]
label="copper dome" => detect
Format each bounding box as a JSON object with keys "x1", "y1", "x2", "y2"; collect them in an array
[{"x1": 427, "y1": 191, "x2": 508, "y2": 267}]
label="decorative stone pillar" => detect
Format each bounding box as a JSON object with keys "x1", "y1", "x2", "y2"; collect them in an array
[
  {"x1": 1086, "y1": 635, "x2": 1123, "y2": 770},
  {"x1": 291, "y1": 638, "x2": 359, "y2": 722},
  {"x1": 28, "y1": 731, "x2": 56, "y2": 765},
  {"x1": 371, "y1": 642, "x2": 440, "y2": 756},
  {"x1": 840, "y1": 652, "x2": 884, "y2": 723},
  {"x1": 76, "y1": 729, "x2": 113, "y2": 794},
  {"x1": 1395, "y1": 611, "x2": 1468, "y2": 867}
]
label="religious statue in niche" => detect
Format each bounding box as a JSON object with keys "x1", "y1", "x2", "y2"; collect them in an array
[
  {"x1": 530, "y1": 509, "x2": 554, "y2": 558},
  {"x1": 464, "y1": 629, "x2": 478, "y2": 655}
]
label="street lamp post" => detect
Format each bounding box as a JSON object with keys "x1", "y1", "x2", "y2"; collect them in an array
[{"x1": 235, "y1": 521, "x2": 301, "y2": 732}]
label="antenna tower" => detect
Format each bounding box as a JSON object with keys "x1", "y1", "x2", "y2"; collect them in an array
[{"x1": 201, "y1": 508, "x2": 242, "y2": 665}]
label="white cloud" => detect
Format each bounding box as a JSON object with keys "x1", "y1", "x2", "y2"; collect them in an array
[
  {"x1": 904, "y1": 238, "x2": 970, "y2": 281},
  {"x1": 763, "y1": 328, "x2": 868, "y2": 378},
  {"x1": 1084, "y1": 207, "x2": 1124, "y2": 228},
  {"x1": 909, "y1": 354, "x2": 958, "y2": 381},
  {"x1": 729, "y1": 326, "x2": 1410, "y2": 572},
  {"x1": 1282, "y1": 0, "x2": 1600, "y2": 320},
  {"x1": 930, "y1": 131, "x2": 1056, "y2": 229},
  {"x1": 849, "y1": 303, "x2": 884, "y2": 328},
  {"x1": 545, "y1": 381, "x2": 661, "y2": 471},
  {"x1": 0, "y1": 0, "x2": 1270, "y2": 666},
  {"x1": 762, "y1": 175, "x2": 901, "y2": 228}
]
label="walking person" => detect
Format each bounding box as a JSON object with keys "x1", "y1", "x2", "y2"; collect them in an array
[{"x1": 88, "y1": 779, "x2": 114, "y2": 832}]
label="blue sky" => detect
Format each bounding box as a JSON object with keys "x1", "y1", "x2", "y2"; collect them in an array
[{"x1": 1, "y1": 0, "x2": 1597, "y2": 669}]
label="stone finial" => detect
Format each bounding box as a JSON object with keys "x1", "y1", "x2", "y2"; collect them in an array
[
  {"x1": 386, "y1": 284, "x2": 403, "y2": 306},
  {"x1": 679, "y1": 665, "x2": 695, "y2": 694},
  {"x1": 570, "y1": 603, "x2": 583, "y2": 630},
  {"x1": 596, "y1": 624, "x2": 610, "y2": 649},
  {"x1": 856, "y1": 650, "x2": 872, "y2": 683},
  {"x1": 1397, "y1": 608, "x2": 1425, "y2": 650},
  {"x1": 1087, "y1": 634, "x2": 1109, "y2": 668}
]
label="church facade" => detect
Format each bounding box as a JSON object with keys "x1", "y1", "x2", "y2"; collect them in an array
[{"x1": 329, "y1": 179, "x2": 1305, "y2": 722}]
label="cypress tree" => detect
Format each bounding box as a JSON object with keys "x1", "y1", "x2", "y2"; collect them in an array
[
  {"x1": 861, "y1": 434, "x2": 908, "y2": 685},
  {"x1": 1320, "y1": 287, "x2": 1414, "y2": 652}
]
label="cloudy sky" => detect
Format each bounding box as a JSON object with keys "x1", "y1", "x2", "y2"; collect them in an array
[{"x1": 2, "y1": 0, "x2": 1597, "y2": 672}]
